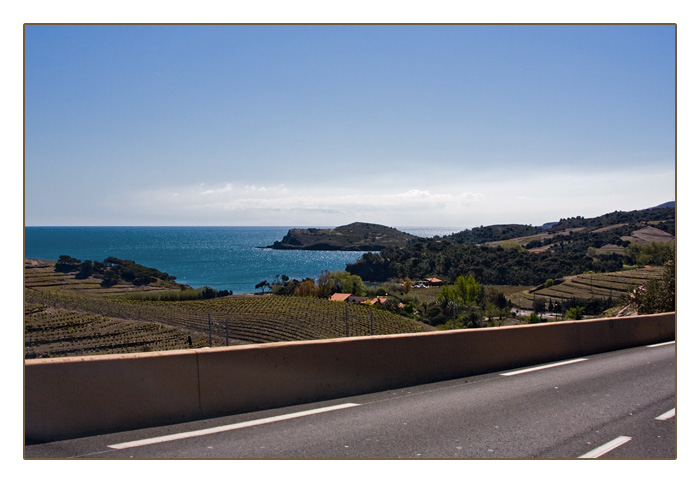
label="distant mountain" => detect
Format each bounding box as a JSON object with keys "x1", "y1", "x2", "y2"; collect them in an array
[
  {"x1": 442, "y1": 224, "x2": 543, "y2": 245},
  {"x1": 548, "y1": 206, "x2": 675, "y2": 233},
  {"x1": 345, "y1": 206, "x2": 676, "y2": 285},
  {"x1": 267, "y1": 222, "x2": 418, "y2": 251},
  {"x1": 650, "y1": 201, "x2": 675, "y2": 209},
  {"x1": 269, "y1": 204, "x2": 676, "y2": 253}
]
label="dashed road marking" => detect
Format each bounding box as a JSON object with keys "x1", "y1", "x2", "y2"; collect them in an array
[
  {"x1": 647, "y1": 341, "x2": 675, "y2": 348},
  {"x1": 578, "y1": 436, "x2": 632, "y2": 459},
  {"x1": 108, "y1": 403, "x2": 360, "y2": 450},
  {"x1": 500, "y1": 358, "x2": 587, "y2": 377},
  {"x1": 656, "y1": 408, "x2": 675, "y2": 420}
]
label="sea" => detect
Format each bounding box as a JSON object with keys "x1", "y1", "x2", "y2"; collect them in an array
[{"x1": 24, "y1": 226, "x2": 460, "y2": 293}]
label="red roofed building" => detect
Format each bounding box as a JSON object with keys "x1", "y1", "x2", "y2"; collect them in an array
[{"x1": 329, "y1": 293, "x2": 351, "y2": 302}]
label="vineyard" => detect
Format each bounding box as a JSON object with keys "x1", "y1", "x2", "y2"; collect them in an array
[
  {"x1": 508, "y1": 266, "x2": 665, "y2": 309},
  {"x1": 24, "y1": 258, "x2": 668, "y2": 359},
  {"x1": 24, "y1": 259, "x2": 429, "y2": 358},
  {"x1": 24, "y1": 305, "x2": 213, "y2": 358},
  {"x1": 25, "y1": 289, "x2": 428, "y2": 347},
  {"x1": 24, "y1": 259, "x2": 179, "y2": 297}
]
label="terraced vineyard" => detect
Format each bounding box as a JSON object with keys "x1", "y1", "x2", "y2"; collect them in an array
[
  {"x1": 24, "y1": 258, "x2": 179, "y2": 296},
  {"x1": 25, "y1": 258, "x2": 429, "y2": 358},
  {"x1": 24, "y1": 305, "x2": 213, "y2": 359},
  {"x1": 509, "y1": 266, "x2": 665, "y2": 309},
  {"x1": 25, "y1": 289, "x2": 428, "y2": 347}
]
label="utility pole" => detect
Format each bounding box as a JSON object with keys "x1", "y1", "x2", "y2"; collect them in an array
[
  {"x1": 453, "y1": 302, "x2": 456, "y2": 329},
  {"x1": 208, "y1": 313, "x2": 212, "y2": 347}
]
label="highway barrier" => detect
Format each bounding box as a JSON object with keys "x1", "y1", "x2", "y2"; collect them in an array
[{"x1": 24, "y1": 312, "x2": 675, "y2": 443}]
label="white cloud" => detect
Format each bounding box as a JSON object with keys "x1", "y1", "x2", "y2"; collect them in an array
[
  {"x1": 115, "y1": 164, "x2": 674, "y2": 228},
  {"x1": 124, "y1": 183, "x2": 488, "y2": 226},
  {"x1": 201, "y1": 183, "x2": 233, "y2": 195}
]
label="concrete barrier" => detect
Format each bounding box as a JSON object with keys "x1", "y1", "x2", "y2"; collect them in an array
[
  {"x1": 24, "y1": 350, "x2": 202, "y2": 443},
  {"x1": 24, "y1": 312, "x2": 675, "y2": 443}
]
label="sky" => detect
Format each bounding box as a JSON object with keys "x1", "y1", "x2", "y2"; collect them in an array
[{"x1": 24, "y1": 23, "x2": 676, "y2": 228}]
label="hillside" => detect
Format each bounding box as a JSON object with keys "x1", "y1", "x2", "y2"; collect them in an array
[
  {"x1": 346, "y1": 205, "x2": 675, "y2": 285},
  {"x1": 24, "y1": 258, "x2": 427, "y2": 358},
  {"x1": 508, "y1": 266, "x2": 666, "y2": 311},
  {"x1": 443, "y1": 204, "x2": 675, "y2": 247},
  {"x1": 268, "y1": 222, "x2": 418, "y2": 251}
]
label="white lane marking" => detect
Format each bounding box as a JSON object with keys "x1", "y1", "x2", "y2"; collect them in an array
[
  {"x1": 108, "y1": 402, "x2": 360, "y2": 450},
  {"x1": 578, "y1": 436, "x2": 632, "y2": 459},
  {"x1": 656, "y1": 408, "x2": 675, "y2": 420},
  {"x1": 647, "y1": 341, "x2": 675, "y2": 348},
  {"x1": 499, "y1": 358, "x2": 587, "y2": 376}
]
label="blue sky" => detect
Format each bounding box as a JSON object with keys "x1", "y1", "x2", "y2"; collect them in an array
[{"x1": 24, "y1": 24, "x2": 676, "y2": 227}]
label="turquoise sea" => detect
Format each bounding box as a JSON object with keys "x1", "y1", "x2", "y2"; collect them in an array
[{"x1": 24, "y1": 226, "x2": 460, "y2": 293}]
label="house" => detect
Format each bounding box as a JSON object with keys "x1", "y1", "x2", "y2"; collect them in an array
[
  {"x1": 329, "y1": 293, "x2": 368, "y2": 304},
  {"x1": 425, "y1": 278, "x2": 443, "y2": 286},
  {"x1": 367, "y1": 296, "x2": 388, "y2": 305}
]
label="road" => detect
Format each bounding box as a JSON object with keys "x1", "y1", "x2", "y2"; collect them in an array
[{"x1": 24, "y1": 342, "x2": 675, "y2": 459}]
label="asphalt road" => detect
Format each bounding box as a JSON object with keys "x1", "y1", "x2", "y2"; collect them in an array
[{"x1": 24, "y1": 342, "x2": 676, "y2": 459}]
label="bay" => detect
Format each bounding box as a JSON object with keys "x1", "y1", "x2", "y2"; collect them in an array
[{"x1": 24, "y1": 226, "x2": 460, "y2": 293}]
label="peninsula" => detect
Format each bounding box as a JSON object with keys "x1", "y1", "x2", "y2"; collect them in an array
[{"x1": 267, "y1": 222, "x2": 418, "y2": 251}]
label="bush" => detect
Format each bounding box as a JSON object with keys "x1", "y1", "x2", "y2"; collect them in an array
[
  {"x1": 625, "y1": 259, "x2": 675, "y2": 314},
  {"x1": 527, "y1": 312, "x2": 542, "y2": 324},
  {"x1": 565, "y1": 306, "x2": 584, "y2": 320}
]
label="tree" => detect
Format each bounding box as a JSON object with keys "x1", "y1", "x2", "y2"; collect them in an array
[
  {"x1": 316, "y1": 270, "x2": 333, "y2": 298},
  {"x1": 76, "y1": 260, "x2": 94, "y2": 279},
  {"x1": 294, "y1": 279, "x2": 317, "y2": 297},
  {"x1": 328, "y1": 271, "x2": 367, "y2": 296},
  {"x1": 437, "y1": 285, "x2": 457, "y2": 309},
  {"x1": 255, "y1": 280, "x2": 271, "y2": 294},
  {"x1": 100, "y1": 269, "x2": 120, "y2": 287},
  {"x1": 454, "y1": 274, "x2": 480, "y2": 306},
  {"x1": 55, "y1": 255, "x2": 81, "y2": 273},
  {"x1": 625, "y1": 259, "x2": 675, "y2": 314},
  {"x1": 402, "y1": 277, "x2": 412, "y2": 295}
]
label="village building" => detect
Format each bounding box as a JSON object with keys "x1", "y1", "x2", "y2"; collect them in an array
[
  {"x1": 329, "y1": 293, "x2": 351, "y2": 302},
  {"x1": 368, "y1": 296, "x2": 388, "y2": 305},
  {"x1": 329, "y1": 293, "x2": 368, "y2": 304}
]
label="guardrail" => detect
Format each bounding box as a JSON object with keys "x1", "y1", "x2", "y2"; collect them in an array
[{"x1": 25, "y1": 312, "x2": 675, "y2": 443}]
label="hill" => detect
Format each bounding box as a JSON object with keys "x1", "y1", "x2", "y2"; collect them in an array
[
  {"x1": 267, "y1": 222, "x2": 418, "y2": 251},
  {"x1": 24, "y1": 258, "x2": 427, "y2": 358},
  {"x1": 346, "y1": 205, "x2": 675, "y2": 285}
]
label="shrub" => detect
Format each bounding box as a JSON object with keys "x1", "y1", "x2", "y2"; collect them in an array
[
  {"x1": 625, "y1": 259, "x2": 675, "y2": 314},
  {"x1": 565, "y1": 306, "x2": 584, "y2": 320},
  {"x1": 527, "y1": 312, "x2": 542, "y2": 324}
]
